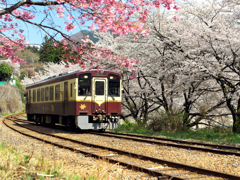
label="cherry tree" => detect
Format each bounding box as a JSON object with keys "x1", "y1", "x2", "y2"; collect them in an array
[
  {"x1": 173, "y1": 0, "x2": 240, "y2": 133},
  {"x1": 21, "y1": 61, "x2": 83, "y2": 85},
  {"x1": 0, "y1": 0, "x2": 178, "y2": 70},
  {"x1": 94, "y1": 0, "x2": 240, "y2": 131}
]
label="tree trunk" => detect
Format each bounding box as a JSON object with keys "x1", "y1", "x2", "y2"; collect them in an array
[{"x1": 233, "y1": 97, "x2": 240, "y2": 133}]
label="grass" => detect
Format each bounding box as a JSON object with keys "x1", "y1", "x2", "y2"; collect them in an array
[
  {"x1": 0, "y1": 142, "x2": 64, "y2": 179},
  {"x1": 1, "y1": 113, "x2": 9, "y2": 117},
  {"x1": 113, "y1": 123, "x2": 240, "y2": 145},
  {"x1": 0, "y1": 140, "x2": 142, "y2": 180},
  {"x1": 1, "y1": 112, "x2": 25, "y2": 117},
  {"x1": 0, "y1": 142, "x2": 105, "y2": 179}
]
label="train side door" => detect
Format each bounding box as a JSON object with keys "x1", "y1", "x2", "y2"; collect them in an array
[
  {"x1": 92, "y1": 78, "x2": 107, "y2": 113},
  {"x1": 63, "y1": 82, "x2": 68, "y2": 115}
]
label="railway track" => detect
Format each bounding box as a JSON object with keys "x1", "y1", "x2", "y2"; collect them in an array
[
  {"x1": 89, "y1": 132, "x2": 240, "y2": 157},
  {"x1": 15, "y1": 115, "x2": 240, "y2": 157},
  {"x1": 2, "y1": 114, "x2": 240, "y2": 179}
]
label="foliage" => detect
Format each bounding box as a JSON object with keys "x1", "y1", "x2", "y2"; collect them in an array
[
  {"x1": 113, "y1": 124, "x2": 240, "y2": 145},
  {"x1": 147, "y1": 110, "x2": 188, "y2": 132},
  {"x1": 0, "y1": 113, "x2": 9, "y2": 117},
  {"x1": 159, "y1": 129, "x2": 240, "y2": 145},
  {"x1": 95, "y1": 0, "x2": 240, "y2": 133},
  {"x1": 114, "y1": 119, "x2": 150, "y2": 134},
  {"x1": 19, "y1": 72, "x2": 26, "y2": 80},
  {"x1": 0, "y1": 62, "x2": 12, "y2": 78},
  {"x1": 13, "y1": 77, "x2": 25, "y2": 93},
  {"x1": 0, "y1": 0, "x2": 177, "y2": 69},
  {"x1": 26, "y1": 45, "x2": 40, "y2": 55},
  {"x1": 0, "y1": 142, "x2": 63, "y2": 179},
  {"x1": 39, "y1": 35, "x2": 68, "y2": 64},
  {"x1": 13, "y1": 77, "x2": 26, "y2": 104}
]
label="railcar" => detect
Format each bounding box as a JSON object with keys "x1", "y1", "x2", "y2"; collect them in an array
[{"x1": 25, "y1": 69, "x2": 122, "y2": 130}]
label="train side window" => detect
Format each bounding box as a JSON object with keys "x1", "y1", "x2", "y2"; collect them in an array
[
  {"x1": 45, "y1": 87, "x2": 49, "y2": 101},
  {"x1": 37, "y1": 89, "x2": 40, "y2": 102},
  {"x1": 33, "y1": 89, "x2": 36, "y2": 102},
  {"x1": 55, "y1": 84, "x2": 60, "y2": 100},
  {"x1": 28, "y1": 90, "x2": 31, "y2": 103},
  {"x1": 70, "y1": 83, "x2": 72, "y2": 97},
  {"x1": 41, "y1": 88, "x2": 44, "y2": 101},
  {"x1": 50, "y1": 86, "x2": 54, "y2": 101},
  {"x1": 78, "y1": 73, "x2": 91, "y2": 96}
]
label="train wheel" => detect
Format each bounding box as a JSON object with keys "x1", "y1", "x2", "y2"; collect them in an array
[
  {"x1": 36, "y1": 115, "x2": 40, "y2": 125},
  {"x1": 51, "y1": 120, "x2": 55, "y2": 126},
  {"x1": 99, "y1": 129, "x2": 106, "y2": 132},
  {"x1": 40, "y1": 115, "x2": 45, "y2": 125}
]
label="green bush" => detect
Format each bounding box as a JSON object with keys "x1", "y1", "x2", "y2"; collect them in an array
[
  {"x1": 13, "y1": 77, "x2": 25, "y2": 92},
  {"x1": 13, "y1": 77, "x2": 26, "y2": 104},
  {"x1": 0, "y1": 62, "x2": 12, "y2": 78},
  {"x1": 147, "y1": 110, "x2": 188, "y2": 132},
  {"x1": 19, "y1": 72, "x2": 26, "y2": 80}
]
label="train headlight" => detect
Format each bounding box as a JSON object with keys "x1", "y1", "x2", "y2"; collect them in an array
[{"x1": 110, "y1": 76, "x2": 113, "y2": 79}]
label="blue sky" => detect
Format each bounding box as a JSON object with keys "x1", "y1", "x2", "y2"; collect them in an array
[{"x1": 17, "y1": 5, "x2": 92, "y2": 44}]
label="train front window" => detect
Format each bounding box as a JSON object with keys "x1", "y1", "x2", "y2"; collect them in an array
[
  {"x1": 108, "y1": 74, "x2": 120, "y2": 97},
  {"x1": 78, "y1": 73, "x2": 91, "y2": 96},
  {"x1": 95, "y1": 81, "x2": 104, "y2": 95}
]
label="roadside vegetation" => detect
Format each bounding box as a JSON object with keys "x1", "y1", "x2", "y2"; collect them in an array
[
  {"x1": 0, "y1": 141, "x2": 135, "y2": 180},
  {"x1": 113, "y1": 111, "x2": 240, "y2": 145},
  {"x1": 0, "y1": 142, "x2": 69, "y2": 179},
  {"x1": 113, "y1": 124, "x2": 240, "y2": 145}
]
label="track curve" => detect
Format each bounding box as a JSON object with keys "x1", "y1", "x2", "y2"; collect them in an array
[{"x1": 3, "y1": 113, "x2": 240, "y2": 179}]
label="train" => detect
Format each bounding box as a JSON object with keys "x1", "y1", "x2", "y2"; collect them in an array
[{"x1": 26, "y1": 69, "x2": 122, "y2": 130}]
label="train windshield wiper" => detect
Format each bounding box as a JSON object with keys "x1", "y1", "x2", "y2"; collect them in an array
[{"x1": 109, "y1": 91, "x2": 115, "y2": 101}]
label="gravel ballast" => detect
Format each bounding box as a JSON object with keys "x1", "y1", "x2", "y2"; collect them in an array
[{"x1": 0, "y1": 117, "x2": 160, "y2": 180}]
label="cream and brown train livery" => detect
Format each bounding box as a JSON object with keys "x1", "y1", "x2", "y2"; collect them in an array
[{"x1": 26, "y1": 70, "x2": 122, "y2": 130}]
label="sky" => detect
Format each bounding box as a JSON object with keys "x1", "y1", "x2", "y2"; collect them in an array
[{"x1": 16, "y1": 5, "x2": 93, "y2": 45}]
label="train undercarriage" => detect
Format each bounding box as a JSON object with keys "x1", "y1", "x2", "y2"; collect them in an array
[{"x1": 27, "y1": 114, "x2": 119, "y2": 130}]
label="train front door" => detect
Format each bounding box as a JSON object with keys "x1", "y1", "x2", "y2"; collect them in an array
[
  {"x1": 92, "y1": 78, "x2": 107, "y2": 114},
  {"x1": 63, "y1": 82, "x2": 68, "y2": 115}
]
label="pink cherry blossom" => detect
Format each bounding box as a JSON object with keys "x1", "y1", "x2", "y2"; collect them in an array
[
  {"x1": 64, "y1": 22, "x2": 76, "y2": 31},
  {"x1": 88, "y1": 24, "x2": 96, "y2": 30},
  {"x1": 0, "y1": 0, "x2": 178, "y2": 66},
  {"x1": 173, "y1": 16, "x2": 179, "y2": 21}
]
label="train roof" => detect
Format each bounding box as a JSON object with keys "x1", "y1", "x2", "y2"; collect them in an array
[{"x1": 26, "y1": 69, "x2": 121, "y2": 89}]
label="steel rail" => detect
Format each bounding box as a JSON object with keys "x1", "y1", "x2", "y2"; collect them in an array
[
  {"x1": 100, "y1": 131, "x2": 240, "y2": 151},
  {"x1": 89, "y1": 131, "x2": 240, "y2": 157},
  {"x1": 4, "y1": 115, "x2": 240, "y2": 180}
]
